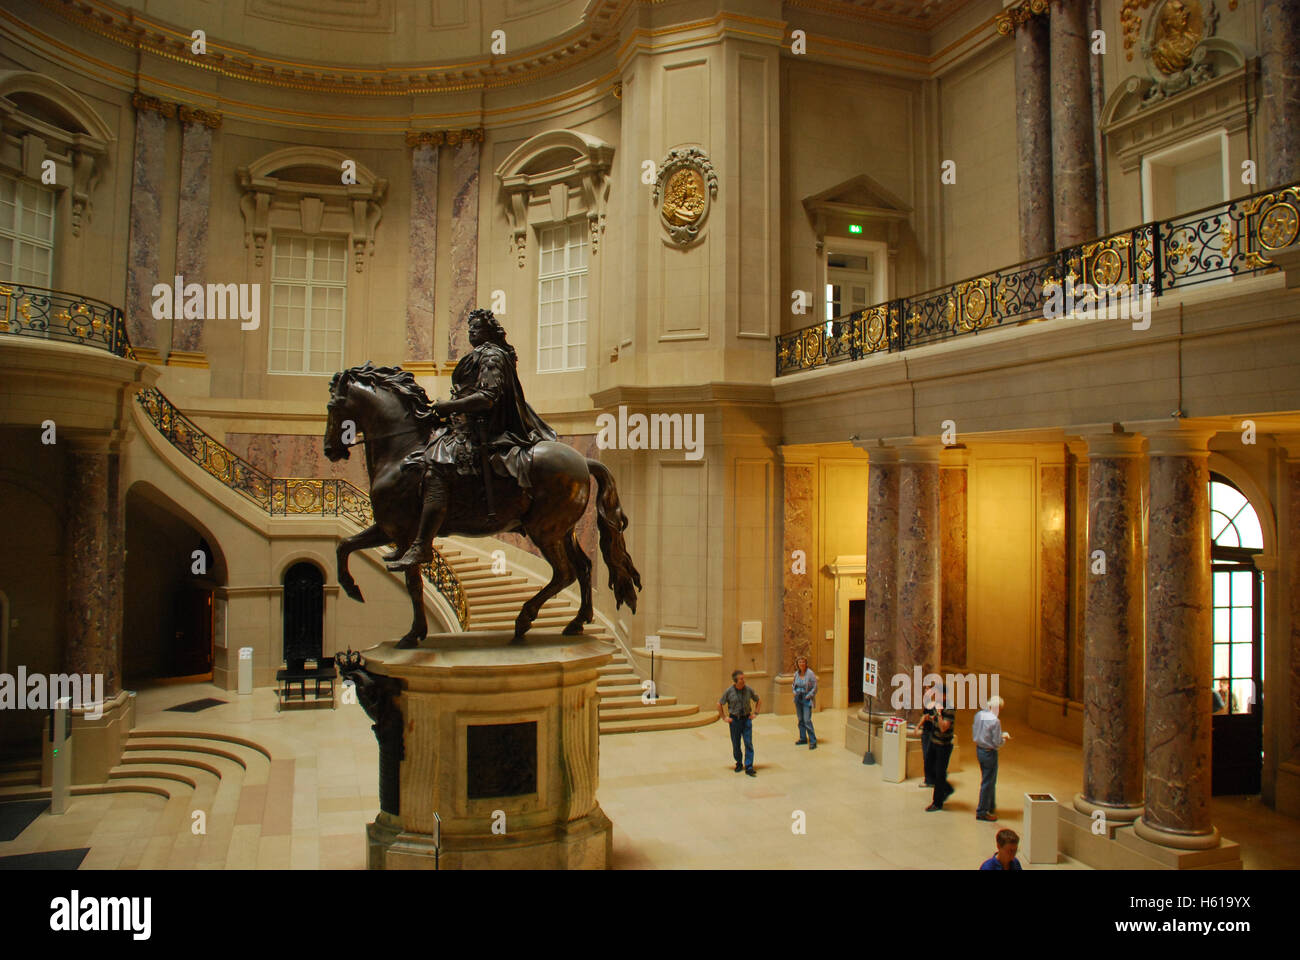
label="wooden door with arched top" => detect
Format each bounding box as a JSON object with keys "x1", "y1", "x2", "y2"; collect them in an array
[
  {"x1": 282, "y1": 562, "x2": 324, "y2": 667},
  {"x1": 1209, "y1": 474, "x2": 1264, "y2": 796}
]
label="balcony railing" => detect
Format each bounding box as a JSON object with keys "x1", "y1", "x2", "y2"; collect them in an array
[
  {"x1": 0, "y1": 282, "x2": 467, "y2": 630},
  {"x1": 776, "y1": 182, "x2": 1300, "y2": 376},
  {"x1": 0, "y1": 284, "x2": 132, "y2": 357}
]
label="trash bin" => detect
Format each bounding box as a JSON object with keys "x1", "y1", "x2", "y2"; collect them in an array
[
  {"x1": 880, "y1": 716, "x2": 908, "y2": 783},
  {"x1": 1023, "y1": 793, "x2": 1059, "y2": 864},
  {"x1": 238, "y1": 647, "x2": 254, "y2": 696}
]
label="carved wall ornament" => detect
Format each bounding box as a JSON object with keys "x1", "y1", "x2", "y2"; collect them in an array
[
  {"x1": 130, "y1": 92, "x2": 178, "y2": 119},
  {"x1": 237, "y1": 146, "x2": 387, "y2": 271},
  {"x1": 652, "y1": 146, "x2": 717, "y2": 246},
  {"x1": 178, "y1": 105, "x2": 223, "y2": 129},
  {"x1": 1138, "y1": 0, "x2": 1224, "y2": 105},
  {"x1": 495, "y1": 129, "x2": 614, "y2": 267},
  {"x1": 405, "y1": 128, "x2": 485, "y2": 149},
  {"x1": 995, "y1": 0, "x2": 1048, "y2": 36}
]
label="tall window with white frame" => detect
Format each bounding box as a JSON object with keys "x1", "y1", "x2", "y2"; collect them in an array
[
  {"x1": 269, "y1": 235, "x2": 347, "y2": 375},
  {"x1": 0, "y1": 172, "x2": 55, "y2": 287},
  {"x1": 536, "y1": 220, "x2": 588, "y2": 373}
]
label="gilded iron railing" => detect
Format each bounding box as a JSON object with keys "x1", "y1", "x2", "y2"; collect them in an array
[
  {"x1": 777, "y1": 181, "x2": 1300, "y2": 376},
  {"x1": 135, "y1": 388, "x2": 469, "y2": 629},
  {"x1": 0, "y1": 284, "x2": 132, "y2": 356}
]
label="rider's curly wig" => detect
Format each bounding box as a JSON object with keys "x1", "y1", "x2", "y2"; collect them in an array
[{"x1": 468, "y1": 308, "x2": 518, "y2": 367}]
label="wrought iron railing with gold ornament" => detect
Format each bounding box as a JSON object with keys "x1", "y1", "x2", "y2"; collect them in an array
[
  {"x1": 0, "y1": 283, "x2": 132, "y2": 356},
  {"x1": 776, "y1": 181, "x2": 1300, "y2": 376},
  {"x1": 134, "y1": 387, "x2": 469, "y2": 629}
]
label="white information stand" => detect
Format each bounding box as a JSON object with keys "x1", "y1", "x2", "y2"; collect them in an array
[
  {"x1": 50, "y1": 696, "x2": 71, "y2": 815},
  {"x1": 1022, "y1": 792, "x2": 1059, "y2": 864},
  {"x1": 238, "y1": 646, "x2": 254, "y2": 695},
  {"x1": 880, "y1": 716, "x2": 908, "y2": 783}
]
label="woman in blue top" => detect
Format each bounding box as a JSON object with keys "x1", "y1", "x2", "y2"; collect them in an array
[{"x1": 792, "y1": 655, "x2": 818, "y2": 749}]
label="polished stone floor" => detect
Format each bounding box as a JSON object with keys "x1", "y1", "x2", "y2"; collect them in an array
[{"x1": 3, "y1": 682, "x2": 1298, "y2": 869}]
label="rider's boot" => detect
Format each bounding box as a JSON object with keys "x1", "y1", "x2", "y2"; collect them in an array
[{"x1": 387, "y1": 468, "x2": 448, "y2": 571}]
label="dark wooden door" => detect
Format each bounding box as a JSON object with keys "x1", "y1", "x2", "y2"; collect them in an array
[
  {"x1": 171, "y1": 587, "x2": 213, "y2": 677},
  {"x1": 283, "y1": 563, "x2": 324, "y2": 666},
  {"x1": 1210, "y1": 562, "x2": 1262, "y2": 795},
  {"x1": 847, "y1": 599, "x2": 865, "y2": 706}
]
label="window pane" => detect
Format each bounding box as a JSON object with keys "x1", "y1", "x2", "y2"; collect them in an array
[{"x1": 1213, "y1": 644, "x2": 1230, "y2": 679}]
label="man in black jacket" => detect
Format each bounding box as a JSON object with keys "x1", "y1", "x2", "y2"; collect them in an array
[{"x1": 923, "y1": 685, "x2": 956, "y2": 811}]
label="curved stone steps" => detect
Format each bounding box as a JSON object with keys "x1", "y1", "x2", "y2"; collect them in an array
[{"x1": 599, "y1": 710, "x2": 718, "y2": 735}]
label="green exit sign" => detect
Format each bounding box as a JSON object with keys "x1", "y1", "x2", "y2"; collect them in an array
[{"x1": 848, "y1": 224, "x2": 863, "y2": 234}]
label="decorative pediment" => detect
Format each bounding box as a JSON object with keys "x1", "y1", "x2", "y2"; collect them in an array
[
  {"x1": 495, "y1": 129, "x2": 614, "y2": 266},
  {"x1": 803, "y1": 173, "x2": 912, "y2": 253},
  {"x1": 236, "y1": 146, "x2": 388, "y2": 271},
  {"x1": 0, "y1": 71, "x2": 114, "y2": 237}
]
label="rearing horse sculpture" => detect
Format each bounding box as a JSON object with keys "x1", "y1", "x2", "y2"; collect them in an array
[{"x1": 323, "y1": 363, "x2": 641, "y2": 647}]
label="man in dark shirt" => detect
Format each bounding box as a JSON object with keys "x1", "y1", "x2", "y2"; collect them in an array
[
  {"x1": 717, "y1": 670, "x2": 761, "y2": 776},
  {"x1": 979, "y1": 828, "x2": 1023, "y2": 870},
  {"x1": 923, "y1": 686, "x2": 957, "y2": 811}
]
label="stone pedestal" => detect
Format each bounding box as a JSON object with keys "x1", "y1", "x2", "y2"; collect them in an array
[{"x1": 357, "y1": 631, "x2": 614, "y2": 870}]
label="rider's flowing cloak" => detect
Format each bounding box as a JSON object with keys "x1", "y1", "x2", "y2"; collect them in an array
[{"x1": 414, "y1": 340, "x2": 557, "y2": 489}]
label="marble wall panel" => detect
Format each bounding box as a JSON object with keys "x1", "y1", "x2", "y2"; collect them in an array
[
  {"x1": 406, "y1": 144, "x2": 438, "y2": 361},
  {"x1": 940, "y1": 466, "x2": 967, "y2": 667},
  {"x1": 1039, "y1": 463, "x2": 1068, "y2": 696},
  {"x1": 172, "y1": 122, "x2": 212, "y2": 354},
  {"x1": 447, "y1": 139, "x2": 480, "y2": 360},
  {"x1": 782, "y1": 462, "x2": 815, "y2": 673},
  {"x1": 125, "y1": 110, "x2": 166, "y2": 352}
]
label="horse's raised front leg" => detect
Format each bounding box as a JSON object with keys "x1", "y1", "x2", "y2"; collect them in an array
[
  {"x1": 515, "y1": 536, "x2": 576, "y2": 642},
  {"x1": 397, "y1": 561, "x2": 428, "y2": 649},
  {"x1": 337, "y1": 523, "x2": 391, "y2": 602}
]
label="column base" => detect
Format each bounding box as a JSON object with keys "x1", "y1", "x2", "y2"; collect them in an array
[
  {"x1": 1072, "y1": 792, "x2": 1143, "y2": 824},
  {"x1": 1133, "y1": 816, "x2": 1221, "y2": 850},
  {"x1": 1059, "y1": 806, "x2": 1241, "y2": 869},
  {"x1": 42, "y1": 690, "x2": 134, "y2": 786}
]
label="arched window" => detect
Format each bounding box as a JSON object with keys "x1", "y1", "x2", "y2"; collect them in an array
[{"x1": 282, "y1": 562, "x2": 325, "y2": 667}]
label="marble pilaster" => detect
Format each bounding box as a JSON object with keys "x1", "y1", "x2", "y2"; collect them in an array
[
  {"x1": 1285, "y1": 448, "x2": 1300, "y2": 764},
  {"x1": 939, "y1": 449, "x2": 968, "y2": 668},
  {"x1": 864, "y1": 446, "x2": 900, "y2": 701},
  {"x1": 1136, "y1": 428, "x2": 1219, "y2": 849},
  {"x1": 406, "y1": 143, "x2": 439, "y2": 363},
  {"x1": 897, "y1": 442, "x2": 941, "y2": 689},
  {"x1": 1012, "y1": 3, "x2": 1054, "y2": 259},
  {"x1": 782, "y1": 461, "x2": 816, "y2": 673},
  {"x1": 1076, "y1": 432, "x2": 1145, "y2": 820},
  {"x1": 1039, "y1": 459, "x2": 1068, "y2": 697},
  {"x1": 1049, "y1": 0, "x2": 1097, "y2": 249},
  {"x1": 1067, "y1": 441, "x2": 1088, "y2": 701},
  {"x1": 447, "y1": 138, "x2": 481, "y2": 360},
  {"x1": 170, "y1": 116, "x2": 214, "y2": 356},
  {"x1": 125, "y1": 96, "x2": 172, "y2": 357},
  {"x1": 1261, "y1": 0, "x2": 1300, "y2": 186},
  {"x1": 64, "y1": 436, "x2": 117, "y2": 697}
]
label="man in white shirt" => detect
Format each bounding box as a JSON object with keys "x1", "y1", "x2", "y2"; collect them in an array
[{"x1": 971, "y1": 695, "x2": 1011, "y2": 822}]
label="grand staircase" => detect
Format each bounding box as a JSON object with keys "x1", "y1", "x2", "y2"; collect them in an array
[{"x1": 437, "y1": 541, "x2": 715, "y2": 735}]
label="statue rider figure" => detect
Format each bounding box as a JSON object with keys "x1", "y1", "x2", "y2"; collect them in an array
[{"x1": 386, "y1": 308, "x2": 556, "y2": 571}]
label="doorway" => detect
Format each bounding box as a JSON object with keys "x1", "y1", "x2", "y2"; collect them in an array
[
  {"x1": 282, "y1": 562, "x2": 324, "y2": 666},
  {"x1": 847, "y1": 599, "x2": 865, "y2": 706},
  {"x1": 1208, "y1": 474, "x2": 1264, "y2": 796}
]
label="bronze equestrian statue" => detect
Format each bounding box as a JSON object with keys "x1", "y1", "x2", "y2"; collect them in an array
[{"x1": 323, "y1": 308, "x2": 641, "y2": 647}]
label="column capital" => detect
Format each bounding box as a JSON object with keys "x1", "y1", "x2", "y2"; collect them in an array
[
  {"x1": 898, "y1": 438, "x2": 943, "y2": 464},
  {"x1": 1081, "y1": 430, "x2": 1145, "y2": 459},
  {"x1": 1143, "y1": 423, "x2": 1218, "y2": 458},
  {"x1": 940, "y1": 444, "x2": 970, "y2": 468},
  {"x1": 996, "y1": 0, "x2": 1048, "y2": 35},
  {"x1": 63, "y1": 430, "x2": 113, "y2": 455},
  {"x1": 851, "y1": 437, "x2": 899, "y2": 463},
  {"x1": 1273, "y1": 433, "x2": 1300, "y2": 459}
]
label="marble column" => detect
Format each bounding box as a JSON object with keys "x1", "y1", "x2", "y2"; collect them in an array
[
  {"x1": 1261, "y1": 0, "x2": 1300, "y2": 187},
  {"x1": 1039, "y1": 454, "x2": 1068, "y2": 697},
  {"x1": 1066, "y1": 440, "x2": 1088, "y2": 701},
  {"x1": 1008, "y1": 1, "x2": 1054, "y2": 259},
  {"x1": 64, "y1": 436, "x2": 117, "y2": 697},
  {"x1": 939, "y1": 447, "x2": 968, "y2": 668},
  {"x1": 170, "y1": 110, "x2": 217, "y2": 360},
  {"x1": 1075, "y1": 432, "x2": 1145, "y2": 821},
  {"x1": 1136, "y1": 427, "x2": 1219, "y2": 849},
  {"x1": 406, "y1": 142, "x2": 439, "y2": 364},
  {"x1": 897, "y1": 442, "x2": 941, "y2": 700},
  {"x1": 782, "y1": 460, "x2": 816, "y2": 672},
  {"x1": 1049, "y1": 0, "x2": 1097, "y2": 249},
  {"x1": 864, "y1": 445, "x2": 900, "y2": 705},
  {"x1": 447, "y1": 134, "x2": 482, "y2": 360},
  {"x1": 1283, "y1": 443, "x2": 1300, "y2": 764},
  {"x1": 125, "y1": 94, "x2": 174, "y2": 361}
]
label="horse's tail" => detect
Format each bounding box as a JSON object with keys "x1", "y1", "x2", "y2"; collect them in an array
[{"x1": 587, "y1": 459, "x2": 642, "y2": 612}]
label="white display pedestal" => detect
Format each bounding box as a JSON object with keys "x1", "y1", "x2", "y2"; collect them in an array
[
  {"x1": 238, "y1": 647, "x2": 253, "y2": 695},
  {"x1": 1023, "y1": 792, "x2": 1059, "y2": 864},
  {"x1": 880, "y1": 717, "x2": 908, "y2": 783}
]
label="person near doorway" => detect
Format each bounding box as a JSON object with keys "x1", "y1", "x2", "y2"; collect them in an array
[
  {"x1": 792, "y1": 655, "x2": 818, "y2": 749},
  {"x1": 972, "y1": 695, "x2": 1010, "y2": 822},
  {"x1": 718, "y1": 670, "x2": 761, "y2": 776},
  {"x1": 1214, "y1": 677, "x2": 1238, "y2": 714},
  {"x1": 924, "y1": 686, "x2": 956, "y2": 811},
  {"x1": 979, "y1": 829, "x2": 1023, "y2": 870}
]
